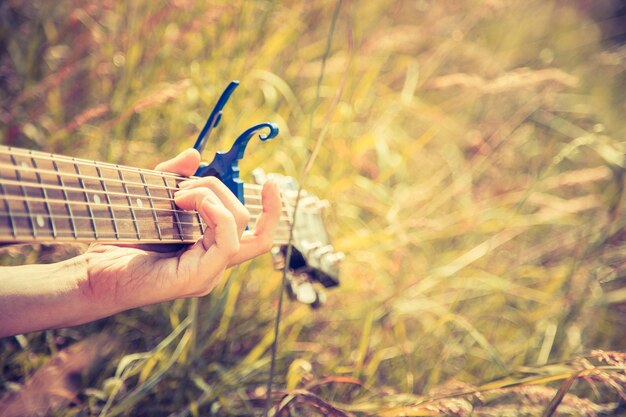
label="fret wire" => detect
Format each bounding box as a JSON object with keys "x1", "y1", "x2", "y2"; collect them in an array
[
  {"x1": 0, "y1": 171, "x2": 179, "y2": 204},
  {"x1": 1, "y1": 147, "x2": 309, "y2": 227},
  {"x1": 31, "y1": 153, "x2": 57, "y2": 238},
  {"x1": 0, "y1": 171, "x2": 17, "y2": 237},
  {"x1": 17, "y1": 214, "x2": 290, "y2": 234},
  {"x1": 0, "y1": 196, "x2": 295, "y2": 226},
  {"x1": 0, "y1": 179, "x2": 178, "y2": 212},
  {"x1": 0, "y1": 213, "x2": 293, "y2": 244},
  {"x1": 0, "y1": 159, "x2": 184, "y2": 194},
  {"x1": 95, "y1": 162, "x2": 120, "y2": 239},
  {"x1": 0, "y1": 148, "x2": 302, "y2": 245},
  {"x1": 0, "y1": 156, "x2": 267, "y2": 197},
  {"x1": 140, "y1": 171, "x2": 162, "y2": 241},
  {"x1": 163, "y1": 176, "x2": 184, "y2": 241},
  {"x1": 10, "y1": 154, "x2": 36, "y2": 237},
  {"x1": 195, "y1": 211, "x2": 205, "y2": 236},
  {"x1": 0, "y1": 228, "x2": 199, "y2": 240},
  {"x1": 118, "y1": 168, "x2": 141, "y2": 240},
  {"x1": 198, "y1": 215, "x2": 206, "y2": 235},
  {"x1": 53, "y1": 158, "x2": 78, "y2": 238},
  {"x1": 0, "y1": 228, "x2": 292, "y2": 243},
  {"x1": 5, "y1": 143, "x2": 269, "y2": 193},
  {"x1": 74, "y1": 160, "x2": 98, "y2": 239},
  {"x1": 192, "y1": 180, "x2": 205, "y2": 237}
]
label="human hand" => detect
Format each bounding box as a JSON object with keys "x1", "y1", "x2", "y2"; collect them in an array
[{"x1": 84, "y1": 148, "x2": 281, "y2": 312}]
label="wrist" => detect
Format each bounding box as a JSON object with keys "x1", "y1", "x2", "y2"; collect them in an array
[{"x1": 82, "y1": 245, "x2": 175, "y2": 312}]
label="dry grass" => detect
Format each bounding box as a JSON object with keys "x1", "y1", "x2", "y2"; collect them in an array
[{"x1": 2, "y1": 0, "x2": 626, "y2": 415}]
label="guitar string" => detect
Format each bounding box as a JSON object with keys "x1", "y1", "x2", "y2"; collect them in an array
[
  {"x1": 0, "y1": 150, "x2": 316, "y2": 209},
  {"x1": 0, "y1": 149, "x2": 320, "y2": 237},
  {"x1": 1, "y1": 148, "x2": 285, "y2": 195},
  {"x1": 1, "y1": 147, "x2": 269, "y2": 187},
  {"x1": 0, "y1": 159, "x2": 266, "y2": 195},
  {"x1": 0, "y1": 228, "x2": 294, "y2": 241},
  {"x1": 0, "y1": 209, "x2": 294, "y2": 228},
  {"x1": 0, "y1": 211, "x2": 295, "y2": 239},
  {"x1": 0, "y1": 192, "x2": 294, "y2": 223},
  {"x1": 0, "y1": 227, "x2": 293, "y2": 242},
  {"x1": 4, "y1": 147, "x2": 283, "y2": 191},
  {"x1": 0, "y1": 188, "x2": 311, "y2": 238},
  {"x1": 0, "y1": 212, "x2": 296, "y2": 240},
  {"x1": 0, "y1": 176, "x2": 317, "y2": 215},
  {"x1": 0, "y1": 182, "x2": 312, "y2": 231},
  {"x1": 0, "y1": 152, "x2": 322, "y2": 215},
  {"x1": 0, "y1": 181, "x2": 297, "y2": 230},
  {"x1": 0, "y1": 235, "x2": 293, "y2": 244}
]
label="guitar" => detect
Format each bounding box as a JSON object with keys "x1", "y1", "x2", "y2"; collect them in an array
[{"x1": 0, "y1": 83, "x2": 342, "y2": 305}]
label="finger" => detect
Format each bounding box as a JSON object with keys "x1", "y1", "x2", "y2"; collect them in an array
[
  {"x1": 229, "y1": 181, "x2": 281, "y2": 265},
  {"x1": 177, "y1": 177, "x2": 250, "y2": 237},
  {"x1": 175, "y1": 187, "x2": 239, "y2": 255},
  {"x1": 197, "y1": 193, "x2": 240, "y2": 254},
  {"x1": 177, "y1": 192, "x2": 240, "y2": 296},
  {"x1": 174, "y1": 187, "x2": 237, "y2": 249},
  {"x1": 155, "y1": 148, "x2": 201, "y2": 176}
]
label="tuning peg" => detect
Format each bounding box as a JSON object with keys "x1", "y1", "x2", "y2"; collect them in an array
[
  {"x1": 294, "y1": 277, "x2": 317, "y2": 305},
  {"x1": 285, "y1": 271, "x2": 326, "y2": 308},
  {"x1": 311, "y1": 244, "x2": 334, "y2": 258},
  {"x1": 320, "y1": 251, "x2": 344, "y2": 274},
  {"x1": 307, "y1": 244, "x2": 334, "y2": 270},
  {"x1": 300, "y1": 195, "x2": 319, "y2": 208},
  {"x1": 267, "y1": 172, "x2": 299, "y2": 191},
  {"x1": 252, "y1": 168, "x2": 268, "y2": 185},
  {"x1": 317, "y1": 200, "x2": 330, "y2": 211},
  {"x1": 312, "y1": 288, "x2": 327, "y2": 308},
  {"x1": 300, "y1": 241, "x2": 322, "y2": 257},
  {"x1": 271, "y1": 246, "x2": 285, "y2": 271}
]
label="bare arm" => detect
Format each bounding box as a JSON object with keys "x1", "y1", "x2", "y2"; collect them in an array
[
  {"x1": 0, "y1": 149, "x2": 281, "y2": 337},
  {"x1": 0, "y1": 257, "x2": 97, "y2": 335}
]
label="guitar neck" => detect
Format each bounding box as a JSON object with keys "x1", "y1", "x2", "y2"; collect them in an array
[{"x1": 0, "y1": 146, "x2": 292, "y2": 245}]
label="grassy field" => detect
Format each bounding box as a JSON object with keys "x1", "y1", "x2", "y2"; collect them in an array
[{"x1": 2, "y1": 1, "x2": 626, "y2": 415}]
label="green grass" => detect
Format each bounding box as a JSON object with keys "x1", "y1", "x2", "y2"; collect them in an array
[{"x1": 2, "y1": 0, "x2": 626, "y2": 415}]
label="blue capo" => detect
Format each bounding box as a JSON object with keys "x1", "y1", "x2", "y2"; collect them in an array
[{"x1": 192, "y1": 81, "x2": 279, "y2": 204}]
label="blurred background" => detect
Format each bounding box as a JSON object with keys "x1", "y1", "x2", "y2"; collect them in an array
[{"x1": 3, "y1": 0, "x2": 626, "y2": 415}]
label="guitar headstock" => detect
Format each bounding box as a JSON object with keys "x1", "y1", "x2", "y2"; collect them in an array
[
  {"x1": 189, "y1": 81, "x2": 343, "y2": 307},
  {"x1": 253, "y1": 169, "x2": 343, "y2": 308}
]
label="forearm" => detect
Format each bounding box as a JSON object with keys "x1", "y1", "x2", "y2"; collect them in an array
[{"x1": 0, "y1": 255, "x2": 113, "y2": 337}]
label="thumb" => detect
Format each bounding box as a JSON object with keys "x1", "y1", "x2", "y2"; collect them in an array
[{"x1": 154, "y1": 148, "x2": 201, "y2": 176}]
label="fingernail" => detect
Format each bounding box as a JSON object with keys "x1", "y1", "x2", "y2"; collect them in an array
[
  {"x1": 174, "y1": 188, "x2": 191, "y2": 198},
  {"x1": 178, "y1": 180, "x2": 193, "y2": 189}
]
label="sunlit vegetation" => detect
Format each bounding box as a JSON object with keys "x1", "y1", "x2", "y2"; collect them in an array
[{"x1": 2, "y1": 1, "x2": 626, "y2": 415}]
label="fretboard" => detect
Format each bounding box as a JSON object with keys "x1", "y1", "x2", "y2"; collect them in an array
[{"x1": 0, "y1": 146, "x2": 292, "y2": 245}]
